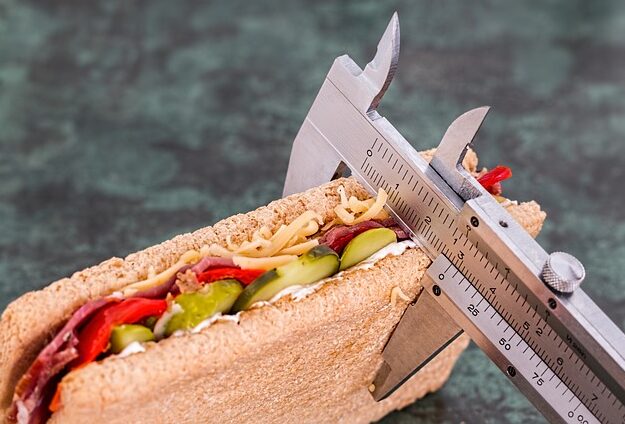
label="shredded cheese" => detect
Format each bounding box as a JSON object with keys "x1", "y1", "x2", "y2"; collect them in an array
[
  {"x1": 153, "y1": 302, "x2": 183, "y2": 340},
  {"x1": 278, "y1": 239, "x2": 319, "y2": 255},
  {"x1": 121, "y1": 250, "x2": 201, "y2": 296},
  {"x1": 333, "y1": 186, "x2": 389, "y2": 226},
  {"x1": 390, "y1": 286, "x2": 411, "y2": 307},
  {"x1": 202, "y1": 210, "x2": 323, "y2": 261},
  {"x1": 117, "y1": 185, "x2": 392, "y2": 293},
  {"x1": 233, "y1": 255, "x2": 298, "y2": 270},
  {"x1": 320, "y1": 218, "x2": 337, "y2": 231}
]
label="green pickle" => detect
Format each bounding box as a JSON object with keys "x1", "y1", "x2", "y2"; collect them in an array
[
  {"x1": 232, "y1": 245, "x2": 339, "y2": 312},
  {"x1": 165, "y1": 279, "x2": 243, "y2": 336},
  {"x1": 142, "y1": 316, "x2": 158, "y2": 330},
  {"x1": 339, "y1": 228, "x2": 397, "y2": 271},
  {"x1": 109, "y1": 324, "x2": 155, "y2": 354}
]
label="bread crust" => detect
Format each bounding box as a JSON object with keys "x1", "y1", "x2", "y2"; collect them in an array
[{"x1": 0, "y1": 149, "x2": 546, "y2": 422}]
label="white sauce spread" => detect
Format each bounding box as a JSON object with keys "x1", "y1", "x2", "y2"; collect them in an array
[
  {"x1": 268, "y1": 240, "x2": 417, "y2": 303},
  {"x1": 16, "y1": 400, "x2": 28, "y2": 424},
  {"x1": 191, "y1": 312, "x2": 241, "y2": 334},
  {"x1": 117, "y1": 341, "x2": 146, "y2": 358},
  {"x1": 153, "y1": 303, "x2": 183, "y2": 339}
]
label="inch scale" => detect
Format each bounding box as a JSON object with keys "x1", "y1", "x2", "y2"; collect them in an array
[{"x1": 282, "y1": 13, "x2": 625, "y2": 424}]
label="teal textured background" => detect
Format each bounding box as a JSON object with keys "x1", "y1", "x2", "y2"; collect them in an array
[{"x1": 1, "y1": 1, "x2": 624, "y2": 422}]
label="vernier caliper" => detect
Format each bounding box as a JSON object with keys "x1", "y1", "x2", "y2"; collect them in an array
[{"x1": 283, "y1": 13, "x2": 625, "y2": 424}]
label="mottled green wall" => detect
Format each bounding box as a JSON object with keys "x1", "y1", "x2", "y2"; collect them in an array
[{"x1": 1, "y1": 1, "x2": 623, "y2": 422}]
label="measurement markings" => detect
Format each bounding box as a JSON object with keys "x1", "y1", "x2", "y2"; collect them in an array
[
  {"x1": 373, "y1": 173, "x2": 382, "y2": 186},
  {"x1": 358, "y1": 141, "x2": 616, "y2": 422}
]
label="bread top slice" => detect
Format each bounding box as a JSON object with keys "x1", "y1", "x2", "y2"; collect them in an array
[{"x1": 0, "y1": 149, "x2": 542, "y2": 411}]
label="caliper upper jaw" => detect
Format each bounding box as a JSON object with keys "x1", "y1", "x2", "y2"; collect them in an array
[
  {"x1": 429, "y1": 106, "x2": 492, "y2": 201},
  {"x1": 330, "y1": 12, "x2": 400, "y2": 117},
  {"x1": 282, "y1": 13, "x2": 400, "y2": 197}
]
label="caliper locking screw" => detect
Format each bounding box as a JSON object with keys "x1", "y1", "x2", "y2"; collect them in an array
[
  {"x1": 470, "y1": 216, "x2": 479, "y2": 227},
  {"x1": 541, "y1": 252, "x2": 586, "y2": 293}
]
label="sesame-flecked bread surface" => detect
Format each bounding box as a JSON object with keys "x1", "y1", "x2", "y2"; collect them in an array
[{"x1": 0, "y1": 149, "x2": 546, "y2": 423}]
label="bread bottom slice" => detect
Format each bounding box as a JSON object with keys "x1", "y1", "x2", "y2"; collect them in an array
[
  {"x1": 52, "y1": 249, "x2": 467, "y2": 424},
  {"x1": 51, "y1": 199, "x2": 543, "y2": 423}
]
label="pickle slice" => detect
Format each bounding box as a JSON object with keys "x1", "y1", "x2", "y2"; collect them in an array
[
  {"x1": 165, "y1": 279, "x2": 243, "y2": 336},
  {"x1": 339, "y1": 228, "x2": 397, "y2": 271},
  {"x1": 232, "y1": 245, "x2": 339, "y2": 312},
  {"x1": 109, "y1": 324, "x2": 154, "y2": 354}
]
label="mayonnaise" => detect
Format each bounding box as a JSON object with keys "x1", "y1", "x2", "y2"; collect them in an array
[
  {"x1": 117, "y1": 341, "x2": 146, "y2": 358},
  {"x1": 191, "y1": 312, "x2": 241, "y2": 334},
  {"x1": 153, "y1": 303, "x2": 183, "y2": 339},
  {"x1": 269, "y1": 240, "x2": 417, "y2": 303}
]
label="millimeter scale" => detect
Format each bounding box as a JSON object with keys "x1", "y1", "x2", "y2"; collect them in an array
[{"x1": 283, "y1": 13, "x2": 625, "y2": 424}]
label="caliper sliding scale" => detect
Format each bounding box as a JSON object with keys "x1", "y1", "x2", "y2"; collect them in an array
[{"x1": 282, "y1": 13, "x2": 625, "y2": 424}]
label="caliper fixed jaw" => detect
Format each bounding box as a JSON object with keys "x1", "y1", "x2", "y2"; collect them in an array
[
  {"x1": 329, "y1": 11, "x2": 400, "y2": 117},
  {"x1": 282, "y1": 13, "x2": 400, "y2": 197}
]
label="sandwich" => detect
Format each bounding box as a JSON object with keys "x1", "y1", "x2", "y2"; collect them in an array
[{"x1": 0, "y1": 148, "x2": 546, "y2": 424}]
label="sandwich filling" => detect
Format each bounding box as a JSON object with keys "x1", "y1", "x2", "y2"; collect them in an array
[{"x1": 9, "y1": 166, "x2": 512, "y2": 424}]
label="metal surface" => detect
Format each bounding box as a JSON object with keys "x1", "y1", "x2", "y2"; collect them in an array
[
  {"x1": 542, "y1": 252, "x2": 586, "y2": 293},
  {"x1": 283, "y1": 13, "x2": 401, "y2": 197},
  {"x1": 371, "y1": 288, "x2": 463, "y2": 401},
  {"x1": 282, "y1": 13, "x2": 625, "y2": 424},
  {"x1": 422, "y1": 256, "x2": 600, "y2": 424},
  {"x1": 429, "y1": 106, "x2": 490, "y2": 201}
]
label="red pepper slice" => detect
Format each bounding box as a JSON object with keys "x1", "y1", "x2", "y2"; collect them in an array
[
  {"x1": 73, "y1": 298, "x2": 167, "y2": 367},
  {"x1": 196, "y1": 267, "x2": 265, "y2": 286},
  {"x1": 477, "y1": 165, "x2": 512, "y2": 195}
]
